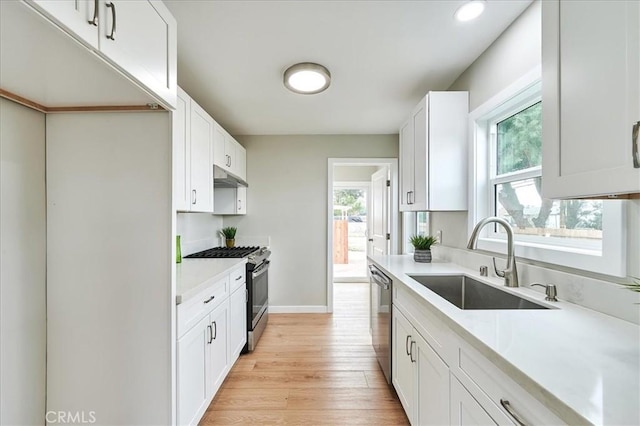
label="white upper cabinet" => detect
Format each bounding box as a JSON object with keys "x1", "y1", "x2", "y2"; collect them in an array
[
  {"x1": 30, "y1": 0, "x2": 99, "y2": 48},
  {"x1": 24, "y1": 0, "x2": 177, "y2": 108},
  {"x1": 213, "y1": 125, "x2": 247, "y2": 182},
  {"x1": 189, "y1": 100, "x2": 214, "y2": 213},
  {"x1": 399, "y1": 91, "x2": 469, "y2": 212},
  {"x1": 173, "y1": 87, "x2": 191, "y2": 211},
  {"x1": 98, "y1": 0, "x2": 177, "y2": 108},
  {"x1": 542, "y1": 0, "x2": 640, "y2": 198}
]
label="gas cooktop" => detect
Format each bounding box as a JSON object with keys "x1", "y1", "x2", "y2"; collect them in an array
[{"x1": 185, "y1": 246, "x2": 260, "y2": 259}]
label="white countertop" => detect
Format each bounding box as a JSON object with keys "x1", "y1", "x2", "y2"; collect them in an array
[
  {"x1": 176, "y1": 258, "x2": 247, "y2": 304},
  {"x1": 369, "y1": 254, "x2": 640, "y2": 426}
]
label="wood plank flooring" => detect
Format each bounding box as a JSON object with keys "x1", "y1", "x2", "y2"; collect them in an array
[{"x1": 200, "y1": 283, "x2": 409, "y2": 425}]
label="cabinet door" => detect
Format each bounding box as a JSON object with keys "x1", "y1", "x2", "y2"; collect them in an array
[
  {"x1": 234, "y1": 143, "x2": 247, "y2": 181},
  {"x1": 207, "y1": 300, "x2": 229, "y2": 399},
  {"x1": 228, "y1": 285, "x2": 247, "y2": 362},
  {"x1": 29, "y1": 0, "x2": 99, "y2": 48},
  {"x1": 189, "y1": 100, "x2": 214, "y2": 213},
  {"x1": 399, "y1": 119, "x2": 414, "y2": 211},
  {"x1": 392, "y1": 307, "x2": 415, "y2": 423},
  {"x1": 411, "y1": 97, "x2": 429, "y2": 211},
  {"x1": 212, "y1": 124, "x2": 226, "y2": 169},
  {"x1": 224, "y1": 134, "x2": 236, "y2": 173},
  {"x1": 177, "y1": 316, "x2": 209, "y2": 426},
  {"x1": 173, "y1": 87, "x2": 191, "y2": 211},
  {"x1": 450, "y1": 375, "x2": 497, "y2": 426},
  {"x1": 236, "y1": 187, "x2": 247, "y2": 215},
  {"x1": 542, "y1": 0, "x2": 640, "y2": 198},
  {"x1": 98, "y1": 0, "x2": 177, "y2": 107},
  {"x1": 415, "y1": 332, "x2": 449, "y2": 425}
]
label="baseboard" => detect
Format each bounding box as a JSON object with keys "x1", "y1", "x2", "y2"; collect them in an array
[{"x1": 269, "y1": 305, "x2": 328, "y2": 313}]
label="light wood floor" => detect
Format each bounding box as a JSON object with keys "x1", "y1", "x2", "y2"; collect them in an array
[{"x1": 200, "y1": 283, "x2": 409, "y2": 425}]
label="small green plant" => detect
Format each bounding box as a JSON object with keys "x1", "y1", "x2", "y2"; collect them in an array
[
  {"x1": 409, "y1": 235, "x2": 438, "y2": 250},
  {"x1": 621, "y1": 277, "x2": 640, "y2": 293},
  {"x1": 219, "y1": 226, "x2": 237, "y2": 239}
]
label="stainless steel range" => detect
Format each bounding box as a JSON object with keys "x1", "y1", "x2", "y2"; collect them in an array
[{"x1": 185, "y1": 246, "x2": 271, "y2": 352}]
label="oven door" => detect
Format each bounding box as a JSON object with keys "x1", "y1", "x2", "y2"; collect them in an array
[{"x1": 251, "y1": 260, "x2": 269, "y2": 329}]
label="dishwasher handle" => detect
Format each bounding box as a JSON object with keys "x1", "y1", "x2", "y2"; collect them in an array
[{"x1": 369, "y1": 265, "x2": 391, "y2": 289}]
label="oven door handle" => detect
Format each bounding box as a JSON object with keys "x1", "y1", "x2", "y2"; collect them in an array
[{"x1": 252, "y1": 261, "x2": 270, "y2": 279}]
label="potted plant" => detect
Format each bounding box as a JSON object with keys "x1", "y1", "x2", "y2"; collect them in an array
[
  {"x1": 409, "y1": 235, "x2": 438, "y2": 263},
  {"x1": 219, "y1": 227, "x2": 237, "y2": 248}
]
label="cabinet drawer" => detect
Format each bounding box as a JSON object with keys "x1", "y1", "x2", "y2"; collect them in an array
[
  {"x1": 177, "y1": 276, "x2": 229, "y2": 337},
  {"x1": 454, "y1": 341, "x2": 565, "y2": 425},
  {"x1": 229, "y1": 265, "x2": 246, "y2": 293}
]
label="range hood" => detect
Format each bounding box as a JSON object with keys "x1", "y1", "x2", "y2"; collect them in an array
[{"x1": 213, "y1": 166, "x2": 248, "y2": 188}]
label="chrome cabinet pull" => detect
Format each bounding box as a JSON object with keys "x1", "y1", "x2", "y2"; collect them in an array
[
  {"x1": 106, "y1": 2, "x2": 116, "y2": 40},
  {"x1": 212, "y1": 321, "x2": 217, "y2": 340},
  {"x1": 203, "y1": 295, "x2": 215, "y2": 304},
  {"x1": 238, "y1": 199, "x2": 242, "y2": 211},
  {"x1": 235, "y1": 275, "x2": 243, "y2": 281},
  {"x1": 192, "y1": 189, "x2": 197, "y2": 205},
  {"x1": 207, "y1": 324, "x2": 213, "y2": 344},
  {"x1": 500, "y1": 399, "x2": 527, "y2": 426},
  {"x1": 406, "y1": 192, "x2": 410, "y2": 204},
  {"x1": 633, "y1": 121, "x2": 639, "y2": 168},
  {"x1": 88, "y1": 0, "x2": 98, "y2": 26},
  {"x1": 409, "y1": 340, "x2": 416, "y2": 363},
  {"x1": 405, "y1": 335, "x2": 411, "y2": 356}
]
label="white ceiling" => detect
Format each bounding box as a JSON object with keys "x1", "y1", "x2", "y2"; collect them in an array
[{"x1": 164, "y1": 0, "x2": 533, "y2": 136}]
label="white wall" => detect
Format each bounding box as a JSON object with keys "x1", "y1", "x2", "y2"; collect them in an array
[
  {"x1": 46, "y1": 112, "x2": 174, "y2": 425},
  {"x1": 0, "y1": 98, "x2": 46, "y2": 425},
  {"x1": 437, "y1": 0, "x2": 640, "y2": 281},
  {"x1": 224, "y1": 135, "x2": 398, "y2": 309},
  {"x1": 177, "y1": 212, "x2": 223, "y2": 256},
  {"x1": 333, "y1": 165, "x2": 379, "y2": 182}
]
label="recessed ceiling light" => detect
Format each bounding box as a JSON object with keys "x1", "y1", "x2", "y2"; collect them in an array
[
  {"x1": 454, "y1": 0, "x2": 486, "y2": 22},
  {"x1": 284, "y1": 63, "x2": 331, "y2": 95}
]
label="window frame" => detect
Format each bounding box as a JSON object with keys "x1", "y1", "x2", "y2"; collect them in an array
[{"x1": 468, "y1": 67, "x2": 626, "y2": 277}]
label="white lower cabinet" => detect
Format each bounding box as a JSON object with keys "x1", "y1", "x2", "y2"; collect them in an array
[
  {"x1": 177, "y1": 316, "x2": 209, "y2": 426},
  {"x1": 207, "y1": 300, "x2": 229, "y2": 397},
  {"x1": 450, "y1": 375, "x2": 496, "y2": 425},
  {"x1": 176, "y1": 265, "x2": 247, "y2": 426},
  {"x1": 392, "y1": 279, "x2": 565, "y2": 426},
  {"x1": 393, "y1": 306, "x2": 449, "y2": 425},
  {"x1": 229, "y1": 284, "x2": 247, "y2": 359}
]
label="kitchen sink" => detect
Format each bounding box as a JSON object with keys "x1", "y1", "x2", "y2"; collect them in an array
[{"x1": 408, "y1": 275, "x2": 548, "y2": 310}]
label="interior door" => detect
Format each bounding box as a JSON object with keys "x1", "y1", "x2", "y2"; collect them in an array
[{"x1": 370, "y1": 167, "x2": 389, "y2": 256}]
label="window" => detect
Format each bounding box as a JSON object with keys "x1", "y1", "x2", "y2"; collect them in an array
[{"x1": 470, "y1": 69, "x2": 625, "y2": 276}]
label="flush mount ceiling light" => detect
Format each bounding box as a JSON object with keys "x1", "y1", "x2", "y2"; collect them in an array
[
  {"x1": 283, "y1": 63, "x2": 331, "y2": 95},
  {"x1": 454, "y1": 0, "x2": 486, "y2": 22}
]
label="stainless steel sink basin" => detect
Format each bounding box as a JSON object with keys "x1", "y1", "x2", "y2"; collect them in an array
[{"x1": 408, "y1": 275, "x2": 548, "y2": 310}]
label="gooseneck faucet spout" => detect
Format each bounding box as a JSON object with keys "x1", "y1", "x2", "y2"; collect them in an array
[{"x1": 467, "y1": 217, "x2": 519, "y2": 288}]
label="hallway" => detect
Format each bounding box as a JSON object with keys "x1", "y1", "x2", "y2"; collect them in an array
[{"x1": 200, "y1": 283, "x2": 409, "y2": 425}]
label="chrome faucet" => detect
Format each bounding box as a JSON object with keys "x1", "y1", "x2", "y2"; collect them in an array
[{"x1": 467, "y1": 217, "x2": 519, "y2": 288}]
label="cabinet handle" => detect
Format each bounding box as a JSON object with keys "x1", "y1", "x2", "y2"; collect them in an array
[
  {"x1": 212, "y1": 321, "x2": 217, "y2": 340},
  {"x1": 409, "y1": 340, "x2": 416, "y2": 363},
  {"x1": 192, "y1": 189, "x2": 197, "y2": 205},
  {"x1": 235, "y1": 275, "x2": 243, "y2": 281},
  {"x1": 203, "y1": 295, "x2": 215, "y2": 304},
  {"x1": 106, "y1": 2, "x2": 116, "y2": 40},
  {"x1": 88, "y1": 0, "x2": 98, "y2": 26},
  {"x1": 500, "y1": 399, "x2": 527, "y2": 426},
  {"x1": 238, "y1": 199, "x2": 242, "y2": 211},
  {"x1": 406, "y1": 192, "x2": 410, "y2": 205},
  {"x1": 207, "y1": 324, "x2": 213, "y2": 344},
  {"x1": 405, "y1": 335, "x2": 411, "y2": 356},
  {"x1": 633, "y1": 121, "x2": 639, "y2": 168}
]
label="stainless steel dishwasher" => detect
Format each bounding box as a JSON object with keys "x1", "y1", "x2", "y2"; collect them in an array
[{"x1": 369, "y1": 264, "x2": 392, "y2": 384}]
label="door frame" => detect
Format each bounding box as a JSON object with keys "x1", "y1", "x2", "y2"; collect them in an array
[{"x1": 327, "y1": 158, "x2": 399, "y2": 313}]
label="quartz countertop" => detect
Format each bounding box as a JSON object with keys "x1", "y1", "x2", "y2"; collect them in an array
[
  {"x1": 368, "y1": 254, "x2": 640, "y2": 426},
  {"x1": 176, "y1": 258, "x2": 247, "y2": 304}
]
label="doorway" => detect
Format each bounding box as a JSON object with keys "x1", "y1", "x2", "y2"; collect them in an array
[{"x1": 327, "y1": 158, "x2": 399, "y2": 313}]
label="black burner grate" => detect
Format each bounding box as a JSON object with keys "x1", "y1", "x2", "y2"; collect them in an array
[{"x1": 184, "y1": 246, "x2": 260, "y2": 259}]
